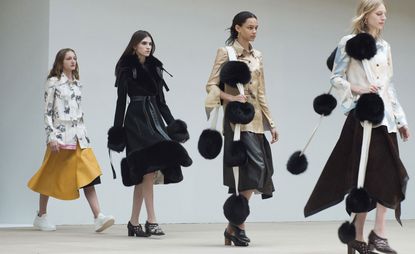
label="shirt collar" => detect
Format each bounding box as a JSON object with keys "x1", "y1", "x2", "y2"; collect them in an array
[
  {"x1": 233, "y1": 40, "x2": 255, "y2": 57},
  {"x1": 59, "y1": 73, "x2": 80, "y2": 86}
]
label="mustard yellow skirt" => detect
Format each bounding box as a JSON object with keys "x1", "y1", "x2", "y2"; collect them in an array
[{"x1": 28, "y1": 144, "x2": 102, "y2": 200}]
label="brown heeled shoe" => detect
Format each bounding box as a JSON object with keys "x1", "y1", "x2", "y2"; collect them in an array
[
  {"x1": 368, "y1": 230, "x2": 397, "y2": 254},
  {"x1": 347, "y1": 240, "x2": 376, "y2": 254}
]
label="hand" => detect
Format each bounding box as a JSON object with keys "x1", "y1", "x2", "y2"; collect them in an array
[
  {"x1": 368, "y1": 84, "x2": 379, "y2": 93},
  {"x1": 49, "y1": 141, "x2": 60, "y2": 152},
  {"x1": 399, "y1": 126, "x2": 410, "y2": 142},
  {"x1": 232, "y1": 94, "x2": 248, "y2": 103},
  {"x1": 270, "y1": 128, "x2": 279, "y2": 144}
]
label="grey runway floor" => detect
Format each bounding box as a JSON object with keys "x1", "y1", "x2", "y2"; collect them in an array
[{"x1": 0, "y1": 220, "x2": 414, "y2": 254}]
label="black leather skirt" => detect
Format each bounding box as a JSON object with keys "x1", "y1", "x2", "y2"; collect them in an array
[{"x1": 223, "y1": 117, "x2": 275, "y2": 199}]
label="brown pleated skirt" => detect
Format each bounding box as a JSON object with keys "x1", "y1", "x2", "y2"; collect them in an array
[{"x1": 304, "y1": 111, "x2": 409, "y2": 223}]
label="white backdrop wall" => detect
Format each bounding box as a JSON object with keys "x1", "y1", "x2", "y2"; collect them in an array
[{"x1": 1, "y1": 0, "x2": 414, "y2": 225}]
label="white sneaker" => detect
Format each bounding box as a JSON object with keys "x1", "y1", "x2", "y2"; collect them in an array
[
  {"x1": 33, "y1": 212, "x2": 56, "y2": 231},
  {"x1": 94, "y1": 213, "x2": 115, "y2": 232}
]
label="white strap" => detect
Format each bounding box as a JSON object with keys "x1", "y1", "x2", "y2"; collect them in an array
[
  {"x1": 226, "y1": 46, "x2": 237, "y2": 61},
  {"x1": 210, "y1": 107, "x2": 220, "y2": 130},
  {"x1": 357, "y1": 121, "x2": 372, "y2": 188}
]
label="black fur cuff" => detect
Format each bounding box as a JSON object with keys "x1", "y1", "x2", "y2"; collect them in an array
[
  {"x1": 167, "y1": 119, "x2": 189, "y2": 143},
  {"x1": 107, "y1": 126, "x2": 126, "y2": 152}
]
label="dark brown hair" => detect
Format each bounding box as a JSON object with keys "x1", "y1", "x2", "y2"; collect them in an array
[{"x1": 47, "y1": 48, "x2": 79, "y2": 80}]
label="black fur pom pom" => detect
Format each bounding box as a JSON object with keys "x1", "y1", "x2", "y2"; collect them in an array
[
  {"x1": 198, "y1": 129, "x2": 223, "y2": 159},
  {"x1": 313, "y1": 94, "x2": 337, "y2": 116},
  {"x1": 225, "y1": 101, "x2": 255, "y2": 124},
  {"x1": 224, "y1": 140, "x2": 248, "y2": 167},
  {"x1": 167, "y1": 119, "x2": 190, "y2": 143},
  {"x1": 223, "y1": 194, "x2": 250, "y2": 225},
  {"x1": 219, "y1": 61, "x2": 251, "y2": 87},
  {"x1": 345, "y1": 33, "x2": 377, "y2": 61},
  {"x1": 107, "y1": 126, "x2": 126, "y2": 152},
  {"x1": 338, "y1": 221, "x2": 356, "y2": 244},
  {"x1": 287, "y1": 151, "x2": 308, "y2": 175},
  {"x1": 354, "y1": 93, "x2": 384, "y2": 125},
  {"x1": 346, "y1": 187, "x2": 373, "y2": 214},
  {"x1": 327, "y1": 47, "x2": 337, "y2": 71}
]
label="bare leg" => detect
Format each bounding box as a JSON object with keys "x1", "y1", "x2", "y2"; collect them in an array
[
  {"x1": 373, "y1": 203, "x2": 387, "y2": 238},
  {"x1": 355, "y1": 212, "x2": 368, "y2": 242},
  {"x1": 84, "y1": 186, "x2": 100, "y2": 218},
  {"x1": 39, "y1": 194, "x2": 49, "y2": 216},
  {"x1": 130, "y1": 183, "x2": 144, "y2": 225},
  {"x1": 143, "y1": 172, "x2": 156, "y2": 223}
]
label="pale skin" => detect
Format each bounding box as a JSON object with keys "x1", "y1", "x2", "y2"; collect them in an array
[
  {"x1": 351, "y1": 4, "x2": 411, "y2": 242},
  {"x1": 40, "y1": 50, "x2": 102, "y2": 219},
  {"x1": 221, "y1": 17, "x2": 278, "y2": 234},
  {"x1": 129, "y1": 37, "x2": 158, "y2": 226}
]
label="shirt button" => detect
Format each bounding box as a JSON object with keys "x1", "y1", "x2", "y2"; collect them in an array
[{"x1": 376, "y1": 64, "x2": 379, "y2": 67}]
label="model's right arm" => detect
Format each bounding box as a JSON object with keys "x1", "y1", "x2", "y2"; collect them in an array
[
  {"x1": 44, "y1": 78, "x2": 58, "y2": 144},
  {"x1": 113, "y1": 71, "x2": 128, "y2": 127}
]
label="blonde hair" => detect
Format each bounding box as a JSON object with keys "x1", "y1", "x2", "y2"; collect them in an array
[{"x1": 352, "y1": 0, "x2": 385, "y2": 38}]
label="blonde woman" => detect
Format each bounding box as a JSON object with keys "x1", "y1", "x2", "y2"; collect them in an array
[
  {"x1": 28, "y1": 48, "x2": 114, "y2": 232},
  {"x1": 304, "y1": 1, "x2": 409, "y2": 253}
]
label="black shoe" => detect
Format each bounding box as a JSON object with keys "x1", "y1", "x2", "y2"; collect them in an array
[
  {"x1": 348, "y1": 240, "x2": 376, "y2": 254},
  {"x1": 368, "y1": 230, "x2": 397, "y2": 254},
  {"x1": 127, "y1": 221, "x2": 150, "y2": 237},
  {"x1": 224, "y1": 229, "x2": 249, "y2": 246},
  {"x1": 230, "y1": 224, "x2": 250, "y2": 243},
  {"x1": 145, "y1": 221, "x2": 165, "y2": 236}
]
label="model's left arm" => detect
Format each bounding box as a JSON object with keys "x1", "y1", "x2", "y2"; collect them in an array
[
  {"x1": 156, "y1": 75, "x2": 175, "y2": 125},
  {"x1": 257, "y1": 54, "x2": 278, "y2": 143},
  {"x1": 386, "y1": 45, "x2": 408, "y2": 128},
  {"x1": 386, "y1": 45, "x2": 410, "y2": 141}
]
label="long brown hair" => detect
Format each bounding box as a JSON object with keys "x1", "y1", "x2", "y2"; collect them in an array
[
  {"x1": 47, "y1": 48, "x2": 80, "y2": 80},
  {"x1": 115, "y1": 30, "x2": 155, "y2": 76}
]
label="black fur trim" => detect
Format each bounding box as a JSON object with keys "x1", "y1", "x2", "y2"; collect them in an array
[
  {"x1": 219, "y1": 61, "x2": 251, "y2": 87},
  {"x1": 224, "y1": 140, "x2": 248, "y2": 167},
  {"x1": 287, "y1": 151, "x2": 308, "y2": 175},
  {"x1": 223, "y1": 194, "x2": 250, "y2": 225},
  {"x1": 354, "y1": 93, "x2": 384, "y2": 125},
  {"x1": 120, "y1": 158, "x2": 142, "y2": 187},
  {"x1": 225, "y1": 101, "x2": 255, "y2": 124},
  {"x1": 198, "y1": 129, "x2": 223, "y2": 159},
  {"x1": 338, "y1": 221, "x2": 356, "y2": 244},
  {"x1": 127, "y1": 141, "x2": 193, "y2": 174},
  {"x1": 313, "y1": 93, "x2": 337, "y2": 116},
  {"x1": 107, "y1": 126, "x2": 126, "y2": 152},
  {"x1": 346, "y1": 188, "x2": 373, "y2": 214},
  {"x1": 345, "y1": 33, "x2": 377, "y2": 61},
  {"x1": 327, "y1": 47, "x2": 337, "y2": 71},
  {"x1": 167, "y1": 119, "x2": 189, "y2": 143}
]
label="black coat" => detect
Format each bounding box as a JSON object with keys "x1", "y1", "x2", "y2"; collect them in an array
[{"x1": 114, "y1": 55, "x2": 191, "y2": 186}]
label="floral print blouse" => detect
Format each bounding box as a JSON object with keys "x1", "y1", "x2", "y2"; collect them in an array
[{"x1": 44, "y1": 73, "x2": 90, "y2": 149}]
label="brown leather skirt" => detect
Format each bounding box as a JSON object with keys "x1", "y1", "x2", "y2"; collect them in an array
[{"x1": 304, "y1": 111, "x2": 409, "y2": 223}]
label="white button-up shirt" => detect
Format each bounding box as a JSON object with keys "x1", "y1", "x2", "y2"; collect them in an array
[
  {"x1": 331, "y1": 34, "x2": 408, "y2": 133},
  {"x1": 44, "y1": 73, "x2": 90, "y2": 148}
]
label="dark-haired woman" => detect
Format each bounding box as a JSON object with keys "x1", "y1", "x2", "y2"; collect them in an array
[
  {"x1": 28, "y1": 48, "x2": 114, "y2": 232},
  {"x1": 111, "y1": 30, "x2": 192, "y2": 237},
  {"x1": 205, "y1": 11, "x2": 278, "y2": 246},
  {"x1": 304, "y1": 1, "x2": 410, "y2": 253}
]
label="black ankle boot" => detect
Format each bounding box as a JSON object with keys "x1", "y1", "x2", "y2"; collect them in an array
[
  {"x1": 224, "y1": 229, "x2": 249, "y2": 246},
  {"x1": 230, "y1": 224, "x2": 250, "y2": 242}
]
